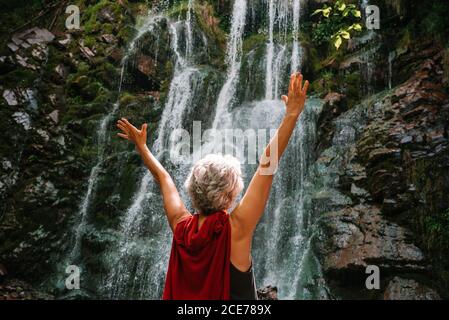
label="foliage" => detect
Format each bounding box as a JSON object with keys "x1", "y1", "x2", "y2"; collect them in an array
[
  {"x1": 311, "y1": 0, "x2": 362, "y2": 50},
  {"x1": 423, "y1": 208, "x2": 449, "y2": 252},
  {"x1": 416, "y1": 1, "x2": 449, "y2": 45}
]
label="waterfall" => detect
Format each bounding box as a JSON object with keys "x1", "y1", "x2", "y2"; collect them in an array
[
  {"x1": 59, "y1": 0, "x2": 327, "y2": 300},
  {"x1": 245, "y1": 0, "x2": 325, "y2": 299},
  {"x1": 185, "y1": 0, "x2": 194, "y2": 58},
  {"x1": 212, "y1": 0, "x2": 247, "y2": 128},
  {"x1": 291, "y1": 0, "x2": 302, "y2": 73},
  {"x1": 103, "y1": 5, "x2": 206, "y2": 299},
  {"x1": 360, "y1": 0, "x2": 377, "y2": 95},
  {"x1": 55, "y1": 15, "x2": 167, "y2": 298},
  {"x1": 273, "y1": 45, "x2": 286, "y2": 99},
  {"x1": 388, "y1": 51, "x2": 395, "y2": 89},
  {"x1": 265, "y1": 0, "x2": 291, "y2": 100},
  {"x1": 65, "y1": 16, "x2": 159, "y2": 264},
  {"x1": 265, "y1": 0, "x2": 275, "y2": 100}
]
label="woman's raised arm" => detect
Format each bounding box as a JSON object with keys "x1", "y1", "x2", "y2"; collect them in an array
[
  {"x1": 117, "y1": 118, "x2": 190, "y2": 231},
  {"x1": 230, "y1": 73, "x2": 309, "y2": 239}
]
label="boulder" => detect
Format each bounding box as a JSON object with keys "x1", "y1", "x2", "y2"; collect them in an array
[
  {"x1": 383, "y1": 277, "x2": 441, "y2": 300},
  {"x1": 257, "y1": 286, "x2": 278, "y2": 300},
  {"x1": 98, "y1": 8, "x2": 115, "y2": 23},
  {"x1": 3, "y1": 90, "x2": 18, "y2": 106},
  {"x1": 136, "y1": 54, "x2": 155, "y2": 77},
  {"x1": 317, "y1": 205, "x2": 427, "y2": 276}
]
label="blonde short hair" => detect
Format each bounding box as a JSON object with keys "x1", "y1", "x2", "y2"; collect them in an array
[{"x1": 185, "y1": 154, "x2": 244, "y2": 215}]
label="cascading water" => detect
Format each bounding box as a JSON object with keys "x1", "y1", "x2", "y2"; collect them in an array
[
  {"x1": 185, "y1": 0, "x2": 194, "y2": 58},
  {"x1": 64, "y1": 18, "x2": 160, "y2": 265},
  {"x1": 359, "y1": 0, "x2": 379, "y2": 95},
  {"x1": 66, "y1": 0, "x2": 327, "y2": 300},
  {"x1": 200, "y1": 0, "x2": 324, "y2": 299},
  {"x1": 103, "y1": 11, "x2": 202, "y2": 298},
  {"x1": 56, "y1": 14, "x2": 167, "y2": 297},
  {"x1": 388, "y1": 51, "x2": 395, "y2": 90},
  {"x1": 211, "y1": 0, "x2": 247, "y2": 129},
  {"x1": 264, "y1": 0, "x2": 275, "y2": 100},
  {"x1": 291, "y1": 0, "x2": 302, "y2": 73}
]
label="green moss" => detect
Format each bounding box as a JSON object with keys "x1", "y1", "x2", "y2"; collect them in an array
[
  {"x1": 423, "y1": 209, "x2": 449, "y2": 252},
  {"x1": 102, "y1": 23, "x2": 114, "y2": 34},
  {"x1": 0, "y1": 1, "x2": 49, "y2": 46},
  {"x1": 77, "y1": 62, "x2": 90, "y2": 74},
  {"x1": 0, "y1": 68, "x2": 37, "y2": 87},
  {"x1": 83, "y1": 36, "x2": 97, "y2": 49},
  {"x1": 397, "y1": 29, "x2": 412, "y2": 53},
  {"x1": 242, "y1": 33, "x2": 267, "y2": 53},
  {"x1": 343, "y1": 71, "x2": 361, "y2": 104},
  {"x1": 117, "y1": 25, "x2": 136, "y2": 43},
  {"x1": 119, "y1": 92, "x2": 139, "y2": 106}
]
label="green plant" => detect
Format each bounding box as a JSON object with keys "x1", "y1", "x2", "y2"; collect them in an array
[
  {"x1": 423, "y1": 208, "x2": 449, "y2": 252},
  {"x1": 312, "y1": 0, "x2": 362, "y2": 50}
]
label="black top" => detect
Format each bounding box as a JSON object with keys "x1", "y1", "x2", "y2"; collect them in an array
[{"x1": 230, "y1": 263, "x2": 258, "y2": 300}]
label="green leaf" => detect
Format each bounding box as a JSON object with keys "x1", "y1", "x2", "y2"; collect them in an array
[
  {"x1": 341, "y1": 31, "x2": 350, "y2": 39},
  {"x1": 353, "y1": 23, "x2": 362, "y2": 31},
  {"x1": 337, "y1": 3, "x2": 346, "y2": 11},
  {"x1": 352, "y1": 9, "x2": 361, "y2": 18},
  {"x1": 334, "y1": 36, "x2": 342, "y2": 50},
  {"x1": 323, "y1": 7, "x2": 332, "y2": 18},
  {"x1": 312, "y1": 9, "x2": 323, "y2": 16}
]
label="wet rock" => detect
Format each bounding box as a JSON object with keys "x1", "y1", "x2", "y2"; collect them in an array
[
  {"x1": 0, "y1": 56, "x2": 15, "y2": 74},
  {"x1": 0, "y1": 264, "x2": 7, "y2": 278},
  {"x1": 37, "y1": 129, "x2": 50, "y2": 142},
  {"x1": 98, "y1": 8, "x2": 115, "y2": 23},
  {"x1": 136, "y1": 54, "x2": 155, "y2": 77},
  {"x1": 316, "y1": 92, "x2": 348, "y2": 154},
  {"x1": 107, "y1": 47, "x2": 123, "y2": 63},
  {"x1": 257, "y1": 286, "x2": 278, "y2": 300},
  {"x1": 57, "y1": 34, "x2": 72, "y2": 48},
  {"x1": 368, "y1": 148, "x2": 401, "y2": 163},
  {"x1": 4, "y1": 88, "x2": 36, "y2": 107},
  {"x1": 3, "y1": 90, "x2": 18, "y2": 106},
  {"x1": 314, "y1": 46, "x2": 448, "y2": 299},
  {"x1": 400, "y1": 135, "x2": 412, "y2": 144},
  {"x1": 0, "y1": 279, "x2": 53, "y2": 300},
  {"x1": 79, "y1": 41, "x2": 96, "y2": 63},
  {"x1": 7, "y1": 43, "x2": 19, "y2": 52},
  {"x1": 339, "y1": 56, "x2": 363, "y2": 71},
  {"x1": 350, "y1": 183, "x2": 368, "y2": 197},
  {"x1": 101, "y1": 34, "x2": 117, "y2": 44},
  {"x1": 15, "y1": 54, "x2": 38, "y2": 70},
  {"x1": 31, "y1": 44, "x2": 48, "y2": 61},
  {"x1": 21, "y1": 27, "x2": 55, "y2": 44},
  {"x1": 48, "y1": 110, "x2": 59, "y2": 124},
  {"x1": 54, "y1": 64, "x2": 68, "y2": 80},
  {"x1": 12, "y1": 112, "x2": 31, "y2": 130},
  {"x1": 317, "y1": 205, "x2": 427, "y2": 276},
  {"x1": 383, "y1": 277, "x2": 441, "y2": 300}
]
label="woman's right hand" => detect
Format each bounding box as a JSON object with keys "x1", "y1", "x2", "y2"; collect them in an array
[
  {"x1": 281, "y1": 72, "x2": 309, "y2": 118},
  {"x1": 117, "y1": 118, "x2": 148, "y2": 148}
]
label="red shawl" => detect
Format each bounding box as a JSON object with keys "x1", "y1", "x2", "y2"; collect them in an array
[{"x1": 162, "y1": 211, "x2": 231, "y2": 300}]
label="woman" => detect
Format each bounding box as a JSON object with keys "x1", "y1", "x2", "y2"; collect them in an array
[{"x1": 117, "y1": 73, "x2": 309, "y2": 300}]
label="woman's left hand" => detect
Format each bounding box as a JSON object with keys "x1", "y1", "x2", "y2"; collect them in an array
[{"x1": 117, "y1": 118, "x2": 147, "y2": 148}]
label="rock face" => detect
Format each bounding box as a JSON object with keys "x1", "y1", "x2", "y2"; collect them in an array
[
  {"x1": 0, "y1": 1, "x2": 144, "y2": 291},
  {"x1": 257, "y1": 286, "x2": 278, "y2": 300},
  {"x1": 312, "y1": 41, "x2": 449, "y2": 299},
  {"x1": 383, "y1": 277, "x2": 440, "y2": 300},
  {"x1": 0, "y1": 279, "x2": 53, "y2": 300},
  {"x1": 318, "y1": 205, "x2": 426, "y2": 275}
]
